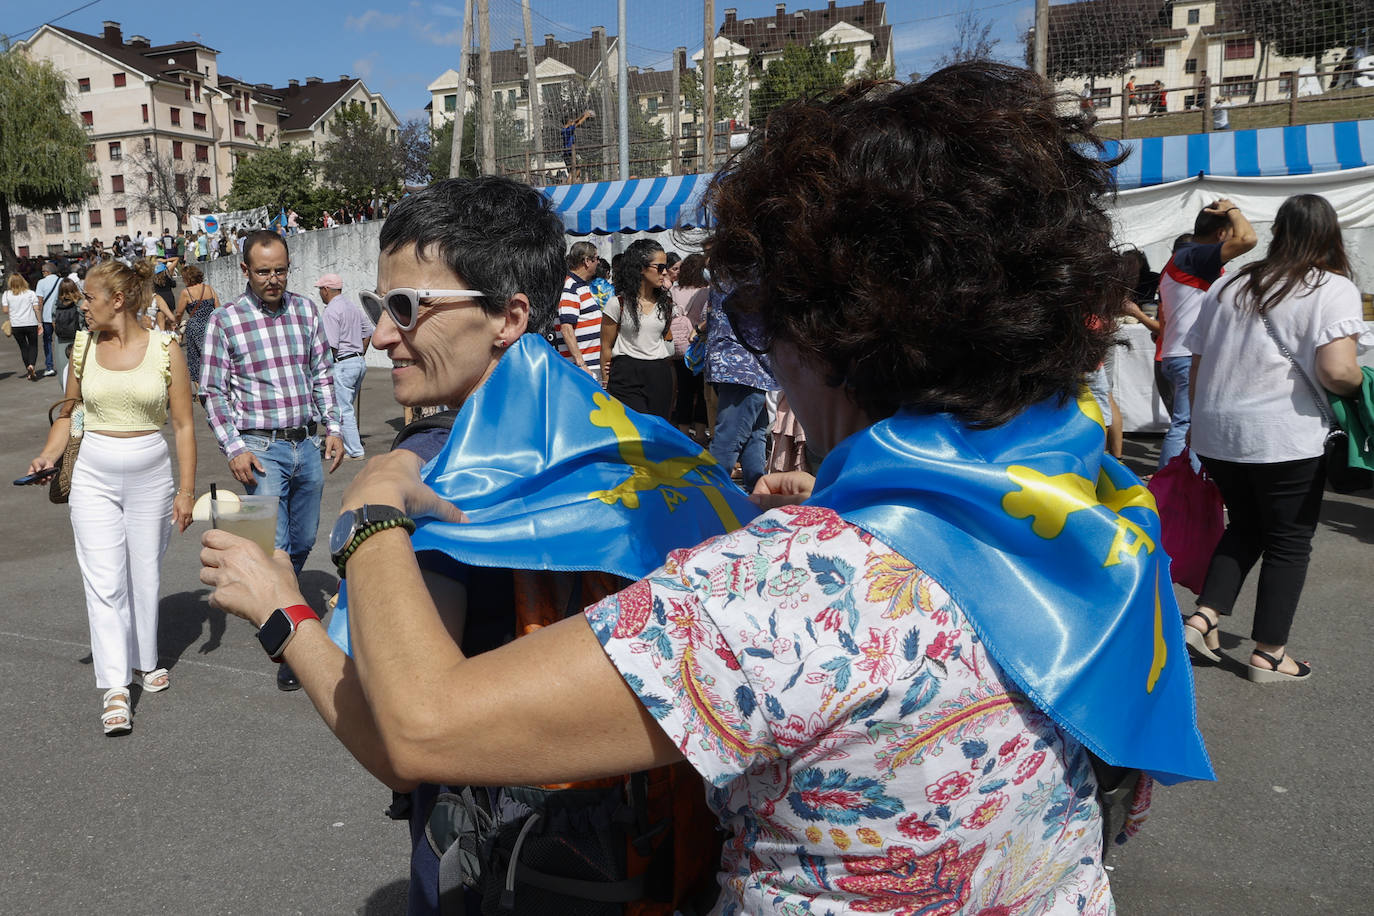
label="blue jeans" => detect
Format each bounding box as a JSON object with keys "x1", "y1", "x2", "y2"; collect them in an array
[
  {"x1": 241, "y1": 434, "x2": 325, "y2": 573},
  {"x1": 710, "y1": 383, "x2": 769, "y2": 492},
  {"x1": 1157, "y1": 355, "x2": 1191, "y2": 469},
  {"x1": 331, "y1": 357, "x2": 367, "y2": 457},
  {"x1": 42, "y1": 322, "x2": 54, "y2": 371}
]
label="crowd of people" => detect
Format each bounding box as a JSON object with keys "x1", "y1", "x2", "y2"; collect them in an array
[{"x1": 10, "y1": 60, "x2": 1371, "y2": 914}]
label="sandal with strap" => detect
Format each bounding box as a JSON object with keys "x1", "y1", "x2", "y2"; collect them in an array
[
  {"x1": 101, "y1": 687, "x2": 132, "y2": 736},
  {"x1": 1182, "y1": 611, "x2": 1221, "y2": 662},
  {"x1": 1248, "y1": 649, "x2": 1312, "y2": 684},
  {"x1": 136, "y1": 667, "x2": 170, "y2": 693}
]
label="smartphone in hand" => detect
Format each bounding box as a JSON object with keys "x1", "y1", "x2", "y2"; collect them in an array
[{"x1": 13, "y1": 467, "x2": 59, "y2": 486}]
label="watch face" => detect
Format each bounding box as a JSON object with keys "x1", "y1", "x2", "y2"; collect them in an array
[
  {"x1": 329, "y1": 510, "x2": 359, "y2": 556},
  {"x1": 257, "y1": 608, "x2": 293, "y2": 658}
]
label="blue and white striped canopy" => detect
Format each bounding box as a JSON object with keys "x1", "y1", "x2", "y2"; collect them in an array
[
  {"x1": 539, "y1": 120, "x2": 1373, "y2": 233},
  {"x1": 1104, "y1": 119, "x2": 1374, "y2": 190},
  {"x1": 540, "y1": 173, "x2": 712, "y2": 235}
]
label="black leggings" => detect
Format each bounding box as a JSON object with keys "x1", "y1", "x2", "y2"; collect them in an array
[
  {"x1": 12, "y1": 326, "x2": 38, "y2": 371},
  {"x1": 1197, "y1": 455, "x2": 1325, "y2": 646}
]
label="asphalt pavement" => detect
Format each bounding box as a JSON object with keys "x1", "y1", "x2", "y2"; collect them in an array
[{"x1": 0, "y1": 346, "x2": 1370, "y2": 914}]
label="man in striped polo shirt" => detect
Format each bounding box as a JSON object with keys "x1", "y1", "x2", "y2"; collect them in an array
[{"x1": 556, "y1": 240, "x2": 602, "y2": 382}]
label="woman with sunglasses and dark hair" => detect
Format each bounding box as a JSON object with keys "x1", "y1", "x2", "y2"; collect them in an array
[
  {"x1": 600, "y1": 238, "x2": 676, "y2": 419},
  {"x1": 204, "y1": 68, "x2": 1213, "y2": 914},
  {"x1": 1183, "y1": 193, "x2": 1368, "y2": 682}
]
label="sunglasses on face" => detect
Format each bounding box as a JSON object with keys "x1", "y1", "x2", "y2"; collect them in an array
[
  {"x1": 358, "y1": 287, "x2": 488, "y2": 331},
  {"x1": 647, "y1": 263, "x2": 669, "y2": 273}
]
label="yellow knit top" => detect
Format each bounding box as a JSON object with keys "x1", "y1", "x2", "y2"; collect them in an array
[{"x1": 72, "y1": 330, "x2": 173, "y2": 432}]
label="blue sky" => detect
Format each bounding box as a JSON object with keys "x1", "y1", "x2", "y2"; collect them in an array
[{"x1": 4, "y1": 0, "x2": 1036, "y2": 121}]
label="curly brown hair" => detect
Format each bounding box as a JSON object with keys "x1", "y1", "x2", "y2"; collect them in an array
[{"x1": 705, "y1": 62, "x2": 1126, "y2": 427}]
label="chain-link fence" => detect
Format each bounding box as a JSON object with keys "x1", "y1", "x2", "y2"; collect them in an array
[{"x1": 434, "y1": 2, "x2": 1371, "y2": 186}]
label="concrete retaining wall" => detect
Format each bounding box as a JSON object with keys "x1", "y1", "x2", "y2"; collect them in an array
[{"x1": 203, "y1": 223, "x2": 392, "y2": 366}]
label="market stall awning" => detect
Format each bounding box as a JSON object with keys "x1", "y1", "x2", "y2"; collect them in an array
[
  {"x1": 538, "y1": 120, "x2": 1373, "y2": 232},
  {"x1": 540, "y1": 173, "x2": 712, "y2": 235},
  {"x1": 1104, "y1": 119, "x2": 1374, "y2": 190}
]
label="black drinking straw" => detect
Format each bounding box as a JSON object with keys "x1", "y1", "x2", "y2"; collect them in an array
[{"x1": 210, "y1": 483, "x2": 218, "y2": 528}]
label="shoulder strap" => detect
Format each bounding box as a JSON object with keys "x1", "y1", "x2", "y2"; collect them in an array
[
  {"x1": 42, "y1": 277, "x2": 61, "y2": 308},
  {"x1": 1259, "y1": 312, "x2": 1335, "y2": 426}
]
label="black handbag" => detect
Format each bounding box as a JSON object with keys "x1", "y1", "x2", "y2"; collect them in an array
[{"x1": 1260, "y1": 312, "x2": 1373, "y2": 494}]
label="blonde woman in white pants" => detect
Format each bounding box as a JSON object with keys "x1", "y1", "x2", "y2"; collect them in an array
[{"x1": 25, "y1": 259, "x2": 196, "y2": 735}]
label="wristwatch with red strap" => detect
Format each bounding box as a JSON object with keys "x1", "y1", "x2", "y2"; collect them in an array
[{"x1": 256, "y1": 604, "x2": 318, "y2": 663}]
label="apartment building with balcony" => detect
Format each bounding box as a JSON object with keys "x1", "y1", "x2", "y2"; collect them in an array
[
  {"x1": 1046, "y1": 0, "x2": 1350, "y2": 113},
  {"x1": 10, "y1": 21, "x2": 397, "y2": 257},
  {"x1": 692, "y1": 1, "x2": 895, "y2": 118},
  {"x1": 427, "y1": 29, "x2": 623, "y2": 133}
]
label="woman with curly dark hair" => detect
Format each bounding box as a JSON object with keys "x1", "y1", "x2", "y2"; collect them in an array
[
  {"x1": 205, "y1": 64, "x2": 1211, "y2": 913},
  {"x1": 600, "y1": 238, "x2": 675, "y2": 418}
]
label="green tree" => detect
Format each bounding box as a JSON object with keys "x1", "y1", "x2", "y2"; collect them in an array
[
  {"x1": 683, "y1": 62, "x2": 749, "y2": 122},
  {"x1": 320, "y1": 104, "x2": 403, "y2": 201},
  {"x1": 223, "y1": 143, "x2": 328, "y2": 222},
  {"x1": 429, "y1": 118, "x2": 465, "y2": 181},
  {"x1": 750, "y1": 41, "x2": 856, "y2": 123},
  {"x1": 421, "y1": 106, "x2": 528, "y2": 183},
  {"x1": 627, "y1": 99, "x2": 670, "y2": 178},
  {"x1": 0, "y1": 49, "x2": 92, "y2": 272},
  {"x1": 859, "y1": 56, "x2": 896, "y2": 81}
]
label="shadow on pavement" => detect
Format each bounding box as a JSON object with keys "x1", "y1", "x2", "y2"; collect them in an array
[
  {"x1": 1321, "y1": 496, "x2": 1374, "y2": 544},
  {"x1": 300, "y1": 569, "x2": 341, "y2": 617},
  {"x1": 357, "y1": 878, "x2": 407, "y2": 915},
  {"x1": 157, "y1": 587, "x2": 227, "y2": 664}
]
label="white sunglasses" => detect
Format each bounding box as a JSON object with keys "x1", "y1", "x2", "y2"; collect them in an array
[{"x1": 358, "y1": 287, "x2": 488, "y2": 330}]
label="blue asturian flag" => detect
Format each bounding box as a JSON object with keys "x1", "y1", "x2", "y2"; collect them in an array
[
  {"x1": 807, "y1": 389, "x2": 1214, "y2": 785},
  {"x1": 329, "y1": 334, "x2": 756, "y2": 653}
]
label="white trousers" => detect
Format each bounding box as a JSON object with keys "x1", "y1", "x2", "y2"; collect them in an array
[{"x1": 69, "y1": 432, "x2": 173, "y2": 689}]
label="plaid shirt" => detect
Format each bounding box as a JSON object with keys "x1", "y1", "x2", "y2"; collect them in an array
[{"x1": 200, "y1": 286, "x2": 340, "y2": 459}]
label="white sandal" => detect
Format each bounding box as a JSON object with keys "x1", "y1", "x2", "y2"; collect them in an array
[
  {"x1": 135, "y1": 667, "x2": 170, "y2": 692},
  {"x1": 101, "y1": 687, "x2": 132, "y2": 735}
]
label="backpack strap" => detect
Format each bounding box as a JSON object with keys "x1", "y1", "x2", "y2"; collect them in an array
[{"x1": 391, "y1": 408, "x2": 460, "y2": 452}]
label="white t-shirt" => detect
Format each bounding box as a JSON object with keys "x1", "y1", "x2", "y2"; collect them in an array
[
  {"x1": 1158, "y1": 242, "x2": 1225, "y2": 359},
  {"x1": 2, "y1": 289, "x2": 40, "y2": 327},
  {"x1": 1186, "y1": 270, "x2": 1372, "y2": 463},
  {"x1": 602, "y1": 295, "x2": 673, "y2": 360}
]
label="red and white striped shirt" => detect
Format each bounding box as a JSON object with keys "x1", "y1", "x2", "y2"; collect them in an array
[{"x1": 556, "y1": 273, "x2": 601, "y2": 365}]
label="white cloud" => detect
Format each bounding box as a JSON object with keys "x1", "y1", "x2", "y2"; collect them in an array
[
  {"x1": 892, "y1": 20, "x2": 957, "y2": 56},
  {"x1": 345, "y1": 10, "x2": 405, "y2": 32},
  {"x1": 423, "y1": 25, "x2": 467, "y2": 46},
  {"x1": 432, "y1": 3, "x2": 461, "y2": 16},
  {"x1": 352, "y1": 56, "x2": 376, "y2": 80}
]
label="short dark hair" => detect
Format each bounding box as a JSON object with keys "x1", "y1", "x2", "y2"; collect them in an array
[
  {"x1": 1192, "y1": 208, "x2": 1230, "y2": 240},
  {"x1": 242, "y1": 230, "x2": 288, "y2": 267},
  {"x1": 1172, "y1": 233, "x2": 1194, "y2": 251},
  {"x1": 566, "y1": 240, "x2": 597, "y2": 271},
  {"x1": 706, "y1": 62, "x2": 1124, "y2": 428},
  {"x1": 379, "y1": 177, "x2": 565, "y2": 335}
]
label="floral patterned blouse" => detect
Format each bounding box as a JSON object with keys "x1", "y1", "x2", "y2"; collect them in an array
[{"x1": 585, "y1": 504, "x2": 1114, "y2": 915}]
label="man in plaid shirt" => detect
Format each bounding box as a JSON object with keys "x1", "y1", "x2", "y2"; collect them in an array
[{"x1": 201, "y1": 230, "x2": 344, "y2": 689}]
